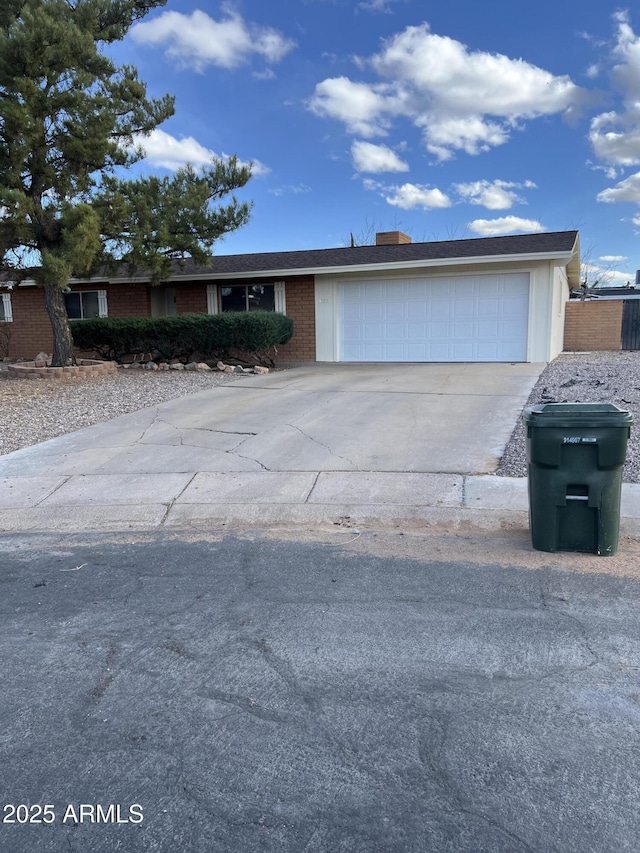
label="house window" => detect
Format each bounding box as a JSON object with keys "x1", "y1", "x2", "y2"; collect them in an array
[
  {"x1": 0, "y1": 292, "x2": 12, "y2": 322},
  {"x1": 219, "y1": 284, "x2": 275, "y2": 313},
  {"x1": 64, "y1": 290, "x2": 107, "y2": 319}
]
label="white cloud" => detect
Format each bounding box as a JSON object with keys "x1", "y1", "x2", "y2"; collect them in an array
[
  {"x1": 384, "y1": 183, "x2": 452, "y2": 210},
  {"x1": 133, "y1": 129, "x2": 269, "y2": 176},
  {"x1": 597, "y1": 171, "x2": 640, "y2": 203},
  {"x1": 584, "y1": 262, "x2": 635, "y2": 286},
  {"x1": 351, "y1": 140, "x2": 409, "y2": 173},
  {"x1": 599, "y1": 255, "x2": 629, "y2": 262},
  {"x1": 310, "y1": 23, "x2": 581, "y2": 160},
  {"x1": 454, "y1": 179, "x2": 536, "y2": 209},
  {"x1": 268, "y1": 184, "x2": 312, "y2": 197},
  {"x1": 468, "y1": 216, "x2": 545, "y2": 236},
  {"x1": 358, "y1": 0, "x2": 398, "y2": 12},
  {"x1": 130, "y1": 6, "x2": 295, "y2": 72},
  {"x1": 252, "y1": 68, "x2": 276, "y2": 80},
  {"x1": 589, "y1": 108, "x2": 640, "y2": 167},
  {"x1": 589, "y1": 17, "x2": 640, "y2": 167},
  {"x1": 308, "y1": 77, "x2": 405, "y2": 137}
]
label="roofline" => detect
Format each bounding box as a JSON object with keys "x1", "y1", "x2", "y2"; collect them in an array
[
  {"x1": 14, "y1": 233, "x2": 581, "y2": 288},
  {"x1": 80, "y1": 248, "x2": 579, "y2": 285}
]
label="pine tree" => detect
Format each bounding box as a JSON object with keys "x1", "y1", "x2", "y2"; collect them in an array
[{"x1": 0, "y1": 0, "x2": 252, "y2": 366}]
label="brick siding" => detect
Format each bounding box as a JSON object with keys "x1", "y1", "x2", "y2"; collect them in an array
[
  {"x1": 175, "y1": 284, "x2": 207, "y2": 314},
  {"x1": 564, "y1": 300, "x2": 623, "y2": 352},
  {"x1": 278, "y1": 276, "x2": 316, "y2": 361},
  {"x1": 6, "y1": 283, "x2": 152, "y2": 358},
  {"x1": 7, "y1": 277, "x2": 317, "y2": 361}
]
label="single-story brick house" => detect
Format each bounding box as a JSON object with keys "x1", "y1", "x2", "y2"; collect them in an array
[{"x1": 1, "y1": 229, "x2": 580, "y2": 363}]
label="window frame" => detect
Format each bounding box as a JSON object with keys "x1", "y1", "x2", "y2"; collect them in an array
[
  {"x1": 0, "y1": 292, "x2": 13, "y2": 323},
  {"x1": 210, "y1": 281, "x2": 286, "y2": 315},
  {"x1": 64, "y1": 289, "x2": 108, "y2": 320}
]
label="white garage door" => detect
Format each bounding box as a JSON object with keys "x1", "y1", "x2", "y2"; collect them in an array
[{"x1": 339, "y1": 273, "x2": 530, "y2": 362}]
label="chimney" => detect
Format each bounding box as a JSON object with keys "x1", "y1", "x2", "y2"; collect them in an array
[{"x1": 375, "y1": 230, "x2": 412, "y2": 246}]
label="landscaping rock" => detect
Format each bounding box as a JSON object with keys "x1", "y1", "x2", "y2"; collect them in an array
[
  {"x1": 170, "y1": 362, "x2": 185, "y2": 370},
  {"x1": 253, "y1": 365, "x2": 269, "y2": 374},
  {"x1": 216, "y1": 361, "x2": 227, "y2": 371},
  {"x1": 196, "y1": 362, "x2": 211, "y2": 371},
  {"x1": 185, "y1": 362, "x2": 198, "y2": 371}
]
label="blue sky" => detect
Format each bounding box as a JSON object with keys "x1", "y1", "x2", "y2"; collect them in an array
[{"x1": 115, "y1": 0, "x2": 640, "y2": 284}]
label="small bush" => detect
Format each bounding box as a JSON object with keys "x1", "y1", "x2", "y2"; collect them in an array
[{"x1": 71, "y1": 312, "x2": 294, "y2": 365}]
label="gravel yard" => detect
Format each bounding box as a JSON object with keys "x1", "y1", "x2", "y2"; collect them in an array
[
  {"x1": 2, "y1": 353, "x2": 639, "y2": 481},
  {"x1": 497, "y1": 351, "x2": 640, "y2": 482},
  {"x1": 0, "y1": 367, "x2": 250, "y2": 456}
]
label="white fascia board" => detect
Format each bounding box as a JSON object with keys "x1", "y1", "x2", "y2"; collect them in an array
[{"x1": 18, "y1": 276, "x2": 111, "y2": 288}]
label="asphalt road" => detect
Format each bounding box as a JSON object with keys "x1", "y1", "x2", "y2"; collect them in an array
[{"x1": 1, "y1": 527, "x2": 639, "y2": 853}]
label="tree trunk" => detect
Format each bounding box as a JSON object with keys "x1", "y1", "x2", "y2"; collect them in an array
[{"x1": 43, "y1": 283, "x2": 75, "y2": 367}]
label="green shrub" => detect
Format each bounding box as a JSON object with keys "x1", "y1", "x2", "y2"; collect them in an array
[{"x1": 71, "y1": 312, "x2": 294, "y2": 365}]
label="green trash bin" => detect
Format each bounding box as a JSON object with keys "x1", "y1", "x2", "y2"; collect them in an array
[{"x1": 523, "y1": 403, "x2": 633, "y2": 556}]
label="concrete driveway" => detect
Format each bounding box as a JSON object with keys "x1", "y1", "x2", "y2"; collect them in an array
[{"x1": 0, "y1": 362, "x2": 545, "y2": 533}]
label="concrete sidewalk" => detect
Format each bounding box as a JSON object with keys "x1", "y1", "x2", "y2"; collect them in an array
[
  {"x1": 2, "y1": 468, "x2": 640, "y2": 537},
  {"x1": 2, "y1": 362, "x2": 639, "y2": 537}
]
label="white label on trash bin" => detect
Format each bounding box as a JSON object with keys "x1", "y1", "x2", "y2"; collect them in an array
[{"x1": 562, "y1": 436, "x2": 597, "y2": 444}]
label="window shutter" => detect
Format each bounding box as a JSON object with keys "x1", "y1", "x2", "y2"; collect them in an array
[
  {"x1": 1, "y1": 292, "x2": 13, "y2": 322},
  {"x1": 207, "y1": 284, "x2": 219, "y2": 315},
  {"x1": 274, "y1": 281, "x2": 286, "y2": 314},
  {"x1": 97, "y1": 290, "x2": 108, "y2": 318}
]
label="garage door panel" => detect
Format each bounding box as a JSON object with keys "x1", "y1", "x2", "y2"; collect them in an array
[
  {"x1": 385, "y1": 303, "x2": 405, "y2": 321},
  {"x1": 430, "y1": 301, "x2": 453, "y2": 319},
  {"x1": 453, "y1": 321, "x2": 475, "y2": 339},
  {"x1": 407, "y1": 281, "x2": 428, "y2": 298},
  {"x1": 454, "y1": 299, "x2": 476, "y2": 318},
  {"x1": 477, "y1": 342, "x2": 500, "y2": 360},
  {"x1": 364, "y1": 303, "x2": 384, "y2": 321},
  {"x1": 452, "y1": 342, "x2": 474, "y2": 359},
  {"x1": 479, "y1": 298, "x2": 500, "y2": 317},
  {"x1": 478, "y1": 320, "x2": 500, "y2": 337},
  {"x1": 339, "y1": 273, "x2": 529, "y2": 362},
  {"x1": 343, "y1": 303, "x2": 364, "y2": 321},
  {"x1": 363, "y1": 324, "x2": 383, "y2": 340},
  {"x1": 408, "y1": 323, "x2": 427, "y2": 339},
  {"x1": 453, "y1": 279, "x2": 476, "y2": 297},
  {"x1": 385, "y1": 323, "x2": 404, "y2": 337},
  {"x1": 429, "y1": 321, "x2": 451, "y2": 339}
]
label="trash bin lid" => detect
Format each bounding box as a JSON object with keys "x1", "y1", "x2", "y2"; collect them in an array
[{"x1": 523, "y1": 402, "x2": 633, "y2": 428}]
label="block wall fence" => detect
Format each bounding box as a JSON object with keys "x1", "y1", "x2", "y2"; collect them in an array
[{"x1": 563, "y1": 300, "x2": 623, "y2": 352}]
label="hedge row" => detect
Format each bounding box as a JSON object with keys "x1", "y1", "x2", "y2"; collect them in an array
[{"x1": 71, "y1": 312, "x2": 294, "y2": 364}]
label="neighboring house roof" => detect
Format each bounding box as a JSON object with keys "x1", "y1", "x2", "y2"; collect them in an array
[
  {"x1": 578, "y1": 286, "x2": 640, "y2": 299},
  {"x1": 8, "y1": 229, "x2": 581, "y2": 289}
]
